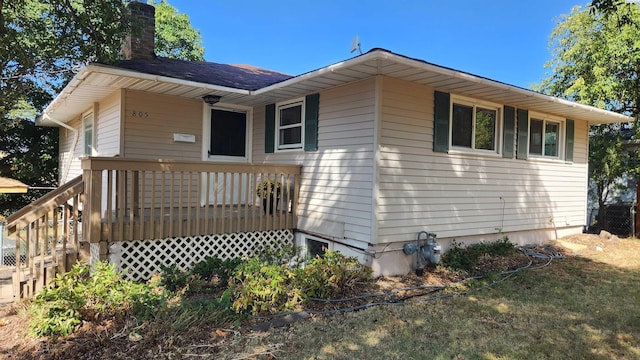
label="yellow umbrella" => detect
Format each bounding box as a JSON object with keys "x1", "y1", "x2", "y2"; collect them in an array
[{"x1": 0, "y1": 177, "x2": 28, "y2": 193}]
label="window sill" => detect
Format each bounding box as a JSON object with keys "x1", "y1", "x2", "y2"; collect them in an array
[
  {"x1": 447, "y1": 148, "x2": 502, "y2": 159},
  {"x1": 275, "y1": 147, "x2": 304, "y2": 153},
  {"x1": 527, "y1": 155, "x2": 570, "y2": 164}
]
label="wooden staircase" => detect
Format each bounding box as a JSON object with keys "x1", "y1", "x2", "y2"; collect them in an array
[{"x1": 2, "y1": 175, "x2": 84, "y2": 302}]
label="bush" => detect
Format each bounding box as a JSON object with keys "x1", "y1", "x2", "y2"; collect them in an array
[
  {"x1": 440, "y1": 237, "x2": 517, "y2": 272},
  {"x1": 28, "y1": 261, "x2": 171, "y2": 337},
  {"x1": 228, "y1": 250, "x2": 372, "y2": 315},
  {"x1": 294, "y1": 251, "x2": 372, "y2": 300},
  {"x1": 159, "y1": 256, "x2": 242, "y2": 294}
]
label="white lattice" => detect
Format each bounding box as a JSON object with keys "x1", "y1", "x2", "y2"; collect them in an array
[{"x1": 109, "y1": 229, "x2": 294, "y2": 281}]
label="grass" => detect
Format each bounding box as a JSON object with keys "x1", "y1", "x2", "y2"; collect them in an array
[
  {"x1": 4, "y1": 235, "x2": 639, "y2": 359},
  {"x1": 219, "y1": 237, "x2": 640, "y2": 360}
]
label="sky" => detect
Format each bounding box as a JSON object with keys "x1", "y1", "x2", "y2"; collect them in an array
[{"x1": 167, "y1": 0, "x2": 590, "y2": 89}]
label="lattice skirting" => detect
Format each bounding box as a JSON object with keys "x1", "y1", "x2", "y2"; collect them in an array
[{"x1": 109, "y1": 229, "x2": 294, "y2": 281}]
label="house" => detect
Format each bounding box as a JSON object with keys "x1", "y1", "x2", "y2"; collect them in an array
[{"x1": 5, "y1": 2, "x2": 632, "y2": 290}]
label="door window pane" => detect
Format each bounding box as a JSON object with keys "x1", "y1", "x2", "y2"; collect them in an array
[{"x1": 210, "y1": 109, "x2": 246, "y2": 157}]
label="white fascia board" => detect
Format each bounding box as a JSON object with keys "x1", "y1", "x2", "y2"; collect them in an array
[
  {"x1": 87, "y1": 64, "x2": 252, "y2": 95},
  {"x1": 39, "y1": 63, "x2": 252, "y2": 125},
  {"x1": 254, "y1": 49, "x2": 633, "y2": 124}
]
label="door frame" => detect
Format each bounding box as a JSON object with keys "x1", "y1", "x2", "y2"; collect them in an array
[{"x1": 201, "y1": 102, "x2": 253, "y2": 163}]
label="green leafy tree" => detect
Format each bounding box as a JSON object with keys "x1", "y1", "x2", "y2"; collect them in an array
[
  {"x1": 0, "y1": 0, "x2": 204, "y2": 217},
  {"x1": 538, "y1": 3, "x2": 640, "y2": 228},
  {"x1": 151, "y1": 0, "x2": 204, "y2": 61}
]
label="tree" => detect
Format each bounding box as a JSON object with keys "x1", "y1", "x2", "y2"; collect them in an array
[
  {"x1": 0, "y1": 0, "x2": 204, "y2": 217},
  {"x1": 538, "y1": 3, "x2": 640, "y2": 229},
  {"x1": 152, "y1": 0, "x2": 204, "y2": 61}
]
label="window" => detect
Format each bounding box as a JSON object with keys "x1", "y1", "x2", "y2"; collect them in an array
[
  {"x1": 276, "y1": 98, "x2": 305, "y2": 150},
  {"x1": 529, "y1": 117, "x2": 561, "y2": 157},
  {"x1": 450, "y1": 97, "x2": 499, "y2": 152},
  {"x1": 83, "y1": 113, "x2": 94, "y2": 156},
  {"x1": 209, "y1": 108, "x2": 247, "y2": 158}
]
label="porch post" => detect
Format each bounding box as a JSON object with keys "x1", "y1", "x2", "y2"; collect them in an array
[{"x1": 82, "y1": 158, "x2": 104, "y2": 261}]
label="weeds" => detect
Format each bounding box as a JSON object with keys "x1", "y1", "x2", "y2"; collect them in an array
[
  {"x1": 440, "y1": 237, "x2": 517, "y2": 272},
  {"x1": 28, "y1": 262, "x2": 172, "y2": 337}
]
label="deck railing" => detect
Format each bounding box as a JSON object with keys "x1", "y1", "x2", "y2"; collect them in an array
[
  {"x1": 5, "y1": 175, "x2": 83, "y2": 298},
  {"x1": 82, "y1": 157, "x2": 301, "y2": 244}
]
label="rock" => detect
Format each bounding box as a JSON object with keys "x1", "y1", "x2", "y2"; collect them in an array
[
  {"x1": 595, "y1": 246, "x2": 604, "y2": 252},
  {"x1": 599, "y1": 230, "x2": 612, "y2": 239}
]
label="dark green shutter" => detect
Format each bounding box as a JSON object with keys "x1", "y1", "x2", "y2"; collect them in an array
[
  {"x1": 516, "y1": 109, "x2": 529, "y2": 160},
  {"x1": 565, "y1": 119, "x2": 574, "y2": 162},
  {"x1": 433, "y1": 91, "x2": 450, "y2": 152},
  {"x1": 304, "y1": 93, "x2": 320, "y2": 151},
  {"x1": 503, "y1": 106, "x2": 515, "y2": 158},
  {"x1": 265, "y1": 103, "x2": 275, "y2": 153}
]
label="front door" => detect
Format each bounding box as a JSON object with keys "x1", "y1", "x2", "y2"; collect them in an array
[{"x1": 204, "y1": 107, "x2": 251, "y2": 205}]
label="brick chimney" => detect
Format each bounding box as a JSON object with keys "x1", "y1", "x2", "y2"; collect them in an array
[{"x1": 121, "y1": 1, "x2": 156, "y2": 60}]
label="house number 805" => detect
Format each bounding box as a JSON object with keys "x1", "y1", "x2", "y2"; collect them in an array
[{"x1": 131, "y1": 111, "x2": 149, "y2": 118}]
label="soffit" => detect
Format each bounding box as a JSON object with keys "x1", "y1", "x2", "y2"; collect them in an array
[{"x1": 40, "y1": 49, "x2": 632, "y2": 126}]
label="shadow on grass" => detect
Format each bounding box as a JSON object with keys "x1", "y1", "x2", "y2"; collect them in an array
[{"x1": 225, "y1": 256, "x2": 640, "y2": 360}]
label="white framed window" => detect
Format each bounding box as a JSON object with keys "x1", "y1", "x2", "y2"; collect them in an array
[
  {"x1": 528, "y1": 113, "x2": 563, "y2": 158},
  {"x1": 83, "y1": 112, "x2": 94, "y2": 156},
  {"x1": 450, "y1": 95, "x2": 501, "y2": 154},
  {"x1": 276, "y1": 97, "x2": 305, "y2": 151}
]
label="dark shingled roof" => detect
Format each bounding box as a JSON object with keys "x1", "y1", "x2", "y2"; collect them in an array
[{"x1": 112, "y1": 57, "x2": 293, "y2": 91}]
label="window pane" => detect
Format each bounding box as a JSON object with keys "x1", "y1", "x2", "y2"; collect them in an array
[
  {"x1": 280, "y1": 105, "x2": 302, "y2": 126},
  {"x1": 544, "y1": 122, "x2": 559, "y2": 156},
  {"x1": 529, "y1": 118, "x2": 543, "y2": 155},
  {"x1": 280, "y1": 127, "x2": 301, "y2": 146},
  {"x1": 475, "y1": 107, "x2": 496, "y2": 150},
  {"x1": 210, "y1": 109, "x2": 246, "y2": 157},
  {"x1": 83, "y1": 113, "x2": 93, "y2": 156},
  {"x1": 452, "y1": 104, "x2": 472, "y2": 148}
]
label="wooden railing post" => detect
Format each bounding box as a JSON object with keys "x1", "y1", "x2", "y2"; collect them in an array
[{"x1": 82, "y1": 159, "x2": 103, "y2": 257}]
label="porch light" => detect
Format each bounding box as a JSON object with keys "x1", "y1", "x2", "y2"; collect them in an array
[{"x1": 202, "y1": 95, "x2": 221, "y2": 105}]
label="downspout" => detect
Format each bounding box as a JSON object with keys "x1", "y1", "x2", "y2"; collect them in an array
[{"x1": 42, "y1": 113, "x2": 79, "y2": 184}]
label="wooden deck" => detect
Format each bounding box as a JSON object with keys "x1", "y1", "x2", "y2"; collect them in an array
[{"x1": 2, "y1": 158, "x2": 301, "y2": 300}]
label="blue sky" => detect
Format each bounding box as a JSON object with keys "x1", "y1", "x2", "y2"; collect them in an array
[{"x1": 168, "y1": 0, "x2": 589, "y2": 89}]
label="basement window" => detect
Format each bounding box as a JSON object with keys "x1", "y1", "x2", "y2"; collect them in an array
[{"x1": 306, "y1": 237, "x2": 329, "y2": 259}]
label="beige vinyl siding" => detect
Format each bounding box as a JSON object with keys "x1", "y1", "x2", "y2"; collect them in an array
[
  {"x1": 253, "y1": 78, "x2": 376, "y2": 243},
  {"x1": 123, "y1": 90, "x2": 202, "y2": 160},
  {"x1": 95, "y1": 90, "x2": 121, "y2": 156},
  {"x1": 58, "y1": 116, "x2": 83, "y2": 184},
  {"x1": 377, "y1": 76, "x2": 589, "y2": 243}
]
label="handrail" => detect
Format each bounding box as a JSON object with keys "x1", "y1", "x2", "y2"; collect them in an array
[
  {"x1": 6, "y1": 175, "x2": 84, "y2": 233},
  {"x1": 81, "y1": 157, "x2": 302, "y2": 174},
  {"x1": 80, "y1": 157, "x2": 301, "y2": 243}
]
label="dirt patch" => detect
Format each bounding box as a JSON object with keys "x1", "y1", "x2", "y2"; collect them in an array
[{"x1": 0, "y1": 234, "x2": 631, "y2": 359}]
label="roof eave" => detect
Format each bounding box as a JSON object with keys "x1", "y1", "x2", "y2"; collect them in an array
[{"x1": 255, "y1": 49, "x2": 633, "y2": 124}]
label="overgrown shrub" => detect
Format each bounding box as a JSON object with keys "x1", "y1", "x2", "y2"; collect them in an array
[
  {"x1": 228, "y1": 250, "x2": 372, "y2": 315},
  {"x1": 159, "y1": 256, "x2": 242, "y2": 294},
  {"x1": 191, "y1": 256, "x2": 242, "y2": 286},
  {"x1": 28, "y1": 261, "x2": 171, "y2": 337},
  {"x1": 227, "y1": 256, "x2": 302, "y2": 315},
  {"x1": 440, "y1": 237, "x2": 517, "y2": 272},
  {"x1": 294, "y1": 251, "x2": 372, "y2": 299}
]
